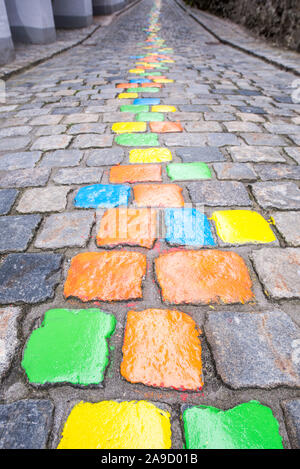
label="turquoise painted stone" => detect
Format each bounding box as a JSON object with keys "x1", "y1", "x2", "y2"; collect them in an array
[
  {"x1": 133, "y1": 98, "x2": 160, "y2": 105},
  {"x1": 166, "y1": 162, "x2": 212, "y2": 181},
  {"x1": 165, "y1": 208, "x2": 215, "y2": 246},
  {"x1": 127, "y1": 87, "x2": 159, "y2": 93},
  {"x1": 136, "y1": 112, "x2": 164, "y2": 122},
  {"x1": 183, "y1": 401, "x2": 284, "y2": 449},
  {"x1": 120, "y1": 105, "x2": 149, "y2": 113},
  {"x1": 115, "y1": 134, "x2": 159, "y2": 147},
  {"x1": 129, "y1": 79, "x2": 151, "y2": 83},
  {"x1": 74, "y1": 184, "x2": 131, "y2": 208}
]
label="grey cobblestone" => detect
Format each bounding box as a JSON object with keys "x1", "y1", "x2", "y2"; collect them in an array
[
  {"x1": 0, "y1": 307, "x2": 22, "y2": 380},
  {"x1": 252, "y1": 182, "x2": 300, "y2": 209},
  {"x1": 252, "y1": 248, "x2": 300, "y2": 300},
  {"x1": 35, "y1": 211, "x2": 95, "y2": 249},
  {"x1": 271, "y1": 212, "x2": 300, "y2": 247},
  {"x1": 0, "y1": 152, "x2": 42, "y2": 171},
  {"x1": 0, "y1": 215, "x2": 41, "y2": 252},
  {"x1": 0, "y1": 189, "x2": 18, "y2": 215},
  {"x1": 0, "y1": 169, "x2": 50, "y2": 188},
  {"x1": 52, "y1": 168, "x2": 103, "y2": 185},
  {"x1": 188, "y1": 180, "x2": 251, "y2": 206},
  {"x1": 205, "y1": 311, "x2": 300, "y2": 389},
  {"x1": 213, "y1": 162, "x2": 257, "y2": 180},
  {"x1": 0, "y1": 400, "x2": 53, "y2": 449},
  {"x1": 17, "y1": 187, "x2": 70, "y2": 213}
]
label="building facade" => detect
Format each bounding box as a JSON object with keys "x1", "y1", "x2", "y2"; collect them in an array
[{"x1": 0, "y1": 0, "x2": 127, "y2": 65}]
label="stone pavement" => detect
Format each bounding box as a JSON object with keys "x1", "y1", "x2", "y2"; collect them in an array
[{"x1": 0, "y1": 0, "x2": 300, "y2": 450}]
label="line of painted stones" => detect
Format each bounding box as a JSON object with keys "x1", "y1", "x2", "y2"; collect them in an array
[{"x1": 18, "y1": 0, "x2": 288, "y2": 450}]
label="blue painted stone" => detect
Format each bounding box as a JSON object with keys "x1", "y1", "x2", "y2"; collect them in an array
[
  {"x1": 129, "y1": 56, "x2": 145, "y2": 59},
  {"x1": 133, "y1": 98, "x2": 161, "y2": 105},
  {"x1": 165, "y1": 208, "x2": 216, "y2": 247},
  {"x1": 129, "y1": 79, "x2": 151, "y2": 84},
  {"x1": 74, "y1": 184, "x2": 131, "y2": 208}
]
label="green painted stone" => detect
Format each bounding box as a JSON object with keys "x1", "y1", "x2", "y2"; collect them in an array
[
  {"x1": 140, "y1": 72, "x2": 162, "y2": 76},
  {"x1": 21, "y1": 308, "x2": 116, "y2": 386},
  {"x1": 115, "y1": 133, "x2": 159, "y2": 146},
  {"x1": 183, "y1": 401, "x2": 284, "y2": 449},
  {"x1": 127, "y1": 87, "x2": 159, "y2": 93},
  {"x1": 120, "y1": 105, "x2": 150, "y2": 113},
  {"x1": 136, "y1": 112, "x2": 164, "y2": 122},
  {"x1": 166, "y1": 162, "x2": 212, "y2": 181}
]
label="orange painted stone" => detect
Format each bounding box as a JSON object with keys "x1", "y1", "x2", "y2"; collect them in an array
[
  {"x1": 141, "y1": 83, "x2": 162, "y2": 88},
  {"x1": 133, "y1": 184, "x2": 184, "y2": 208},
  {"x1": 149, "y1": 122, "x2": 183, "y2": 133},
  {"x1": 96, "y1": 208, "x2": 157, "y2": 249},
  {"x1": 110, "y1": 165, "x2": 162, "y2": 183},
  {"x1": 116, "y1": 83, "x2": 138, "y2": 89},
  {"x1": 155, "y1": 250, "x2": 253, "y2": 304},
  {"x1": 64, "y1": 251, "x2": 146, "y2": 302},
  {"x1": 121, "y1": 309, "x2": 203, "y2": 390}
]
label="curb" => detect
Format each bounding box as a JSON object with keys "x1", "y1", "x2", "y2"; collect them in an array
[{"x1": 174, "y1": 0, "x2": 300, "y2": 77}]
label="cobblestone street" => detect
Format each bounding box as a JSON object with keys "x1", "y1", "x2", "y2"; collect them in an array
[{"x1": 0, "y1": 0, "x2": 300, "y2": 449}]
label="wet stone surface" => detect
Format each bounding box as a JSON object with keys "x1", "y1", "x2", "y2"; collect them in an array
[
  {"x1": 0, "y1": 253, "x2": 62, "y2": 304},
  {"x1": 0, "y1": 215, "x2": 41, "y2": 252},
  {"x1": 0, "y1": 400, "x2": 54, "y2": 449},
  {"x1": 1, "y1": 0, "x2": 300, "y2": 449},
  {"x1": 205, "y1": 311, "x2": 300, "y2": 389}
]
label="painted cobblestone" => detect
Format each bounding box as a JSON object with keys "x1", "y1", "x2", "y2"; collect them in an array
[
  {"x1": 183, "y1": 401, "x2": 284, "y2": 449},
  {"x1": 1, "y1": 0, "x2": 300, "y2": 449},
  {"x1": 58, "y1": 400, "x2": 171, "y2": 449},
  {"x1": 64, "y1": 252, "x2": 146, "y2": 302},
  {"x1": 74, "y1": 184, "x2": 131, "y2": 209},
  {"x1": 205, "y1": 311, "x2": 300, "y2": 389},
  {"x1": 211, "y1": 210, "x2": 276, "y2": 244},
  {"x1": 129, "y1": 148, "x2": 172, "y2": 163},
  {"x1": 121, "y1": 309, "x2": 203, "y2": 390},
  {"x1": 155, "y1": 250, "x2": 253, "y2": 304},
  {"x1": 22, "y1": 309, "x2": 116, "y2": 386},
  {"x1": 133, "y1": 184, "x2": 184, "y2": 207},
  {"x1": 165, "y1": 208, "x2": 215, "y2": 246},
  {"x1": 115, "y1": 133, "x2": 159, "y2": 146},
  {"x1": 166, "y1": 162, "x2": 211, "y2": 181},
  {"x1": 110, "y1": 164, "x2": 162, "y2": 183},
  {"x1": 96, "y1": 208, "x2": 157, "y2": 249}
]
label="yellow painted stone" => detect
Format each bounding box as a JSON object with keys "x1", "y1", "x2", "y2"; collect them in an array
[
  {"x1": 118, "y1": 93, "x2": 138, "y2": 99},
  {"x1": 58, "y1": 400, "x2": 171, "y2": 449},
  {"x1": 153, "y1": 78, "x2": 174, "y2": 83},
  {"x1": 161, "y1": 59, "x2": 174, "y2": 63},
  {"x1": 129, "y1": 69, "x2": 144, "y2": 74},
  {"x1": 152, "y1": 105, "x2": 177, "y2": 113},
  {"x1": 211, "y1": 210, "x2": 276, "y2": 244},
  {"x1": 130, "y1": 148, "x2": 172, "y2": 163},
  {"x1": 112, "y1": 122, "x2": 147, "y2": 134}
]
